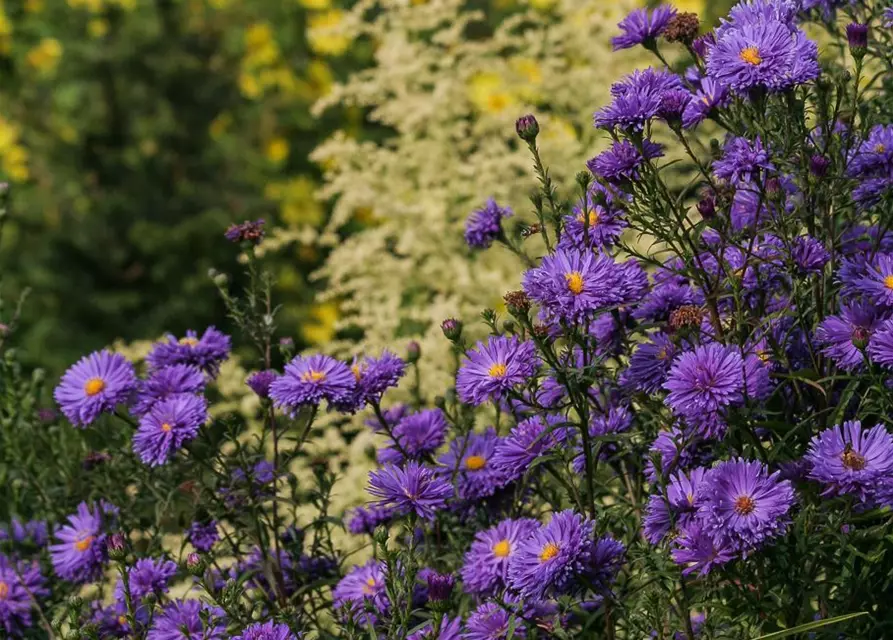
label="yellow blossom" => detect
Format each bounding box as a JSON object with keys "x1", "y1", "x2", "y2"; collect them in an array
[
  {"x1": 26, "y1": 38, "x2": 63, "y2": 75},
  {"x1": 467, "y1": 72, "x2": 516, "y2": 114},
  {"x1": 306, "y1": 60, "x2": 334, "y2": 97},
  {"x1": 303, "y1": 302, "x2": 340, "y2": 345},
  {"x1": 265, "y1": 137, "x2": 290, "y2": 164},
  {"x1": 88, "y1": 18, "x2": 108, "y2": 38},
  {"x1": 296, "y1": 0, "x2": 330, "y2": 8},
  {"x1": 527, "y1": 0, "x2": 558, "y2": 10},
  {"x1": 238, "y1": 72, "x2": 262, "y2": 99},
  {"x1": 266, "y1": 177, "x2": 324, "y2": 227},
  {"x1": 209, "y1": 112, "x2": 232, "y2": 139},
  {"x1": 673, "y1": 0, "x2": 705, "y2": 13},
  {"x1": 25, "y1": 0, "x2": 44, "y2": 13},
  {"x1": 307, "y1": 10, "x2": 351, "y2": 57}
]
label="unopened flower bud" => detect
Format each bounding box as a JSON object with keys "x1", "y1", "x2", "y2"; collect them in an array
[
  {"x1": 426, "y1": 572, "x2": 455, "y2": 610},
  {"x1": 441, "y1": 318, "x2": 463, "y2": 342},
  {"x1": 664, "y1": 12, "x2": 700, "y2": 45},
  {"x1": 515, "y1": 114, "x2": 539, "y2": 143},
  {"x1": 185, "y1": 552, "x2": 205, "y2": 576},
  {"x1": 846, "y1": 23, "x2": 868, "y2": 59},
  {"x1": 107, "y1": 533, "x2": 127, "y2": 561},
  {"x1": 503, "y1": 290, "x2": 530, "y2": 316},
  {"x1": 809, "y1": 154, "x2": 830, "y2": 177},
  {"x1": 406, "y1": 341, "x2": 421, "y2": 364},
  {"x1": 697, "y1": 195, "x2": 716, "y2": 220}
]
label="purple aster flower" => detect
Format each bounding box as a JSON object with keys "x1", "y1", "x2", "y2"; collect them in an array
[
  {"x1": 132, "y1": 393, "x2": 208, "y2": 466},
  {"x1": 456, "y1": 336, "x2": 538, "y2": 406},
  {"x1": 378, "y1": 408, "x2": 448, "y2": 465},
  {"x1": 523, "y1": 248, "x2": 647, "y2": 324},
  {"x1": 225, "y1": 219, "x2": 265, "y2": 244},
  {"x1": 368, "y1": 461, "x2": 452, "y2": 520},
  {"x1": 671, "y1": 521, "x2": 737, "y2": 576},
  {"x1": 350, "y1": 350, "x2": 406, "y2": 406},
  {"x1": 589, "y1": 536, "x2": 626, "y2": 589},
  {"x1": 612, "y1": 5, "x2": 677, "y2": 50},
  {"x1": 465, "y1": 199, "x2": 513, "y2": 249},
  {"x1": 559, "y1": 185, "x2": 626, "y2": 250},
  {"x1": 465, "y1": 601, "x2": 527, "y2": 640},
  {"x1": 697, "y1": 458, "x2": 795, "y2": 554},
  {"x1": 853, "y1": 175, "x2": 893, "y2": 210},
  {"x1": 692, "y1": 31, "x2": 716, "y2": 59},
  {"x1": 885, "y1": 7, "x2": 893, "y2": 28},
  {"x1": 147, "y1": 327, "x2": 231, "y2": 377},
  {"x1": 50, "y1": 502, "x2": 109, "y2": 583},
  {"x1": 594, "y1": 68, "x2": 683, "y2": 132},
  {"x1": 508, "y1": 510, "x2": 596, "y2": 599},
  {"x1": 438, "y1": 428, "x2": 505, "y2": 501},
  {"x1": 54, "y1": 350, "x2": 137, "y2": 427},
  {"x1": 706, "y1": 19, "x2": 819, "y2": 93},
  {"x1": 366, "y1": 403, "x2": 410, "y2": 433},
  {"x1": 657, "y1": 89, "x2": 693, "y2": 125},
  {"x1": 246, "y1": 370, "x2": 278, "y2": 399},
  {"x1": 87, "y1": 602, "x2": 129, "y2": 639},
  {"x1": 269, "y1": 354, "x2": 356, "y2": 412},
  {"x1": 664, "y1": 343, "x2": 746, "y2": 421},
  {"x1": 0, "y1": 555, "x2": 48, "y2": 636},
  {"x1": 187, "y1": 521, "x2": 219, "y2": 552},
  {"x1": 132, "y1": 364, "x2": 205, "y2": 416},
  {"x1": 573, "y1": 405, "x2": 634, "y2": 472},
  {"x1": 114, "y1": 557, "x2": 177, "y2": 622},
  {"x1": 792, "y1": 235, "x2": 829, "y2": 274},
  {"x1": 816, "y1": 302, "x2": 880, "y2": 371},
  {"x1": 425, "y1": 572, "x2": 454, "y2": 602},
  {"x1": 332, "y1": 560, "x2": 388, "y2": 626},
  {"x1": 492, "y1": 415, "x2": 568, "y2": 484},
  {"x1": 855, "y1": 253, "x2": 893, "y2": 308},
  {"x1": 347, "y1": 504, "x2": 396, "y2": 535},
  {"x1": 869, "y1": 318, "x2": 893, "y2": 368},
  {"x1": 805, "y1": 421, "x2": 893, "y2": 502},
  {"x1": 408, "y1": 616, "x2": 461, "y2": 640},
  {"x1": 634, "y1": 282, "x2": 701, "y2": 323},
  {"x1": 682, "y1": 78, "x2": 731, "y2": 129},
  {"x1": 621, "y1": 332, "x2": 678, "y2": 394},
  {"x1": 845, "y1": 22, "x2": 868, "y2": 51},
  {"x1": 713, "y1": 136, "x2": 774, "y2": 186},
  {"x1": 233, "y1": 622, "x2": 299, "y2": 640},
  {"x1": 642, "y1": 468, "x2": 706, "y2": 544},
  {"x1": 148, "y1": 600, "x2": 227, "y2": 640},
  {"x1": 460, "y1": 518, "x2": 539, "y2": 596},
  {"x1": 0, "y1": 519, "x2": 48, "y2": 547},
  {"x1": 588, "y1": 139, "x2": 664, "y2": 186},
  {"x1": 645, "y1": 428, "x2": 713, "y2": 483}
]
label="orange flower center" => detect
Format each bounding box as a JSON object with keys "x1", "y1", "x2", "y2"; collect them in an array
[
  {"x1": 734, "y1": 495, "x2": 755, "y2": 516},
  {"x1": 351, "y1": 364, "x2": 363, "y2": 381},
  {"x1": 840, "y1": 449, "x2": 867, "y2": 471},
  {"x1": 179, "y1": 337, "x2": 199, "y2": 347},
  {"x1": 0, "y1": 582, "x2": 8, "y2": 599},
  {"x1": 492, "y1": 539, "x2": 511, "y2": 558},
  {"x1": 84, "y1": 377, "x2": 106, "y2": 396},
  {"x1": 565, "y1": 271, "x2": 584, "y2": 295},
  {"x1": 361, "y1": 576, "x2": 377, "y2": 595},
  {"x1": 539, "y1": 542, "x2": 560, "y2": 562},
  {"x1": 75, "y1": 535, "x2": 94, "y2": 552},
  {"x1": 576, "y1": 210, "x2": 601, "y2": 227},
  {"x1": 161, "y1": 422, "x2": 173, "y2": 432},
  {"x1": 884, "y1": 275, "x2": 893, "y2": 290},
  {"x1": 875, "y1": 144, "x2": 886, "y2": 154},
  {"x1": 465, "y1": 455, "x2": 487, "y2": 471},
  {"x1": 487, "y1": 363, "x2": 507, "y2": 378},
  {"x1": 739, "y1": 46, "x2": 762, "y2": 65},
  {"x1": 301, "y1": 370, "x2": 327, "y2": 383}
]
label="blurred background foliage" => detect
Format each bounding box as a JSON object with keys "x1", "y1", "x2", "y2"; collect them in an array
[{"x1": 0, "y1": 0, "x2": 734, "y2": 377}]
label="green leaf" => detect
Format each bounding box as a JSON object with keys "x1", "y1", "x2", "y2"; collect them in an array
[
  {"x1": 831, "y1": 378, "x2": 861, "y2": 426},
  {"x1": 754, "y1": 612, "x2": 868, "y2": 639}
]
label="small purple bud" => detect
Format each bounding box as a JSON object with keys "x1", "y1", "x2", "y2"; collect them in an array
[
  {"x1": 426, "y1": 572, "x2": 455, "y2": 603},
  {"x1": 406, "y1": 341, "x2": 421, "y2": 364},
  {"x1": 515, "y1": 114, "x2": 539, "y2": 142},
  {"x1": 224, "y1": 219, "x2": 266, "y2": 245},
  {"x1": 279, "y1": 337, "x2": 294, "y2": 347},
  {"x1": 846, "y1": 23, "x2": 868, "y2": 53},
  {"x1": 185, "y1": 552, "x2": 205, "y2": 576},
  {"x1": 809, "y1": 154, "x2": 830, "y2": 177},
  {"x1": 440, "y1": 318, "x2": 463, "y2": 342},
  {"x1": 82, "y1": 451, "x2": 112, "y2": 470},
  {"x1": 246, "y1": 370, "x2": 278, "y2": 399},
  {"x1": 37, "y1": 408, "x2": 58, "y2": 424},
  {"x1": 657, "y1": 89, "x2": 691, "y2": 127},
  {"x1": 696, "y1": 195, "x2": 716, "y2": 219},
  {"x1": 691, "y1": 31, "x2": 715, "y2": 59},
  {"x1": 107, "y1": 533, "x2": 127, "y2": 560}
]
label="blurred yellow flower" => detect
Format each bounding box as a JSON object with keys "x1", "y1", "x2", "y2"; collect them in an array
[
  {"x1": 239, "y1": 72, "x2": 262, "y2": 99},
  {"x1": 0, "y1": 117, "x2": 30, "y2": 182},
  {"x1": 25, "y1": 0, "x2": 44, "y2": 13},
  {"x1": 467, "y1": 72, "x2": 516, "y2": 114},
  {"x1": 303, "y1": 302, "x2": 340, "y2": 345},
  {"x1": 297, "y1": 0, "x2": 330, "y2": 8},
  {"x1": 527, "y1": 0, "x2": 558, "y2": 10},
  {"x1": 307, "y1": 10, "x2": 351, "y2": 57},
  {"x1": 0, "y1": 11, "x2": 11, "y2": 55},
  {"x1": 306, "y1": 60, "x2": 334, "y2": 97},
  {"x1": 673, "y1": 0, "x2": 706, "y2": 13},
  {"x1": 209, "y1": 112, "x2": 232, "y2": 139},
  {"x1": 88, "y1": 18, "x2": 108, "y2": 38},
  {"x1": 510, "y1": 57, "x2": 543, "y2": 103},
  {"x1": 67, "y1": 0, "x2": 103, "y2": 10},
  {"x1": 26, "y1": 38, "x2": 63, "y2": 75},
  {"x1": 265, "y1": 137, "x2": 290, "y2": 164},
  {"x1": 266, "y1": 177, "x2": 324, "y2": 227}
]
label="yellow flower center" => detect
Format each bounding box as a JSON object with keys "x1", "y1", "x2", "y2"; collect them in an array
[
  {"x1": 565, "y1": 271, "x2": 584, "y2": 295},
  {"x1": 161, "y1": 422, "x2": 173, "y2": 432},
  {"x1": 487, "y1": 363, "x2": 507, "y2": 378},
  {"x1": 884, "y1": 275, "x2": 893, "y2": 290},
  {"x1": 179, "y1": 337, "x2": 199, "y2": 347},
  {"x1": 0, "y1": 582, "x2": 8, "y2": 600},
  {"x1": 84, "y1": 377, "x2": 106, "y2": 396},
  {"x1": 734, "y1": 495, "x2": 755, "y2": 516},
  {"x1": 351, "y1": 364, "x2": 363, "y2": 381},
  {"x1": 757, "y1": 350, "x2": 770, "y2": 364},
  {"x1": 539, "y1": 542, "x2": 560, "y2": 562},
  {"x1": 492, "y1": 539, "x2": 511, "y2": 558},
  {"x1": 739, "y1": 46, "x2": 762, "y2": 65},
  {"x1": 118, "y1": 615, "x2": 128, "y2": 626},
  {"x1": 576, "y1": 210, "x2": 600, "y2": 227},
  {"x1": 75, "y1": 535, "x2": 94, "y2": 552},
  {"x1": 301, "y1": 370, "x2": 327, "y2": 383},
  {"x1": 656, "y1": 348, "x2": 669, "y2": 361},
  {"x1": 465, "y1": 455, "x2": 487, "y2": 471},
  {"x1": 840, "y1": 448, "x2": 867, "y2": 471},
  {"x1": 875, "y1": 144, "x2": 886, "y2": 154},
  {"x1": 687, "y1": 493, "x2": 695, "y2": 506},
  {"x1": 362, "y1": 576, "x2": 377, "y2": 595}
]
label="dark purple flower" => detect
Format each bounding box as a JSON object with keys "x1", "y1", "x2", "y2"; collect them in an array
[
  {"x1": 147, "y1": 600, "x2": 227, "y2": 640},
  {"x1": 792, "y1": 236, "x2": 829, "y2": 274},
  {"x1": 692, "y1": 31, "x2": 715, "y2": 59},
  {"x1": 809, "y1": 154, "x2": 830, "y2": 177},
  {"x1": 559, "y1": 184, "x2": 626, "y2": 250},
  {"x1": 612, "y1": 5, "x2": 677, "y2": 50},
  {"x1": 54, "y1": 351, "x2": 137, "y2": 427},
  {"x1": 682, "y1": 78, "x2": 730, "y2": 129},
  {"x1": 233, "y1": 621, "x2": 299, "y2": 640},
  {"x1": 187, "y1": 521, "x2": 219, "y2": 552},
  {"x1": 0, "y1": 519, "x2": 48, "y2": 547},
  {"x1": 349, "y1": 350, "x2": 406, "y2": 406},
  {"x1": 246, "y1": 370, "x2": 278, "y2": 399},
  {"x1": 845, "y1": 22, "x2": 868, "y2": 51},
  {"x1": 697, "y1": 458, "x2": 795, "y2": 554},
  {"x1": 869, "y1": 318, "x2": 893, "y2": 368},
  {"x1": 50, "y1": 502, "x2": 109, "y2": 583},
  {"x1": 269, "y1": 354, "x2": 356, "y2": 412},
  {"x1": 854, "y1": 253, "x2": 893, "y2": 308},
  {"x1": 465, "y1": 601, "x2": 526, "y2": 640},
  {"x1": 805, "y1": 421, "x2": 893, "y2": 502},
  {"x1": 0, "y1": 555, "x2": 48, "y2": 636},
  {"x1": 588, "y1": 139, "x2": 664, "y2": 185},
  {"x1": 643, "y1": 468, "x2": 706, "y2": 544},
  {"x1": 461, "y1": 518, "x2": 539, "y2": 597},
  {"x1": 456, "y1": 335, "x2": 538, "y2": 406},
  {"x1": 515, "y1": 114, "x2": 539, "y2": 142},
  {"x1": 115, "y1": 557, "x2": 178, "y2": 606},
  {"x1": 132, "y1": 364, "x2": 205, "y2": 417},
  {"x1": 671, "y1": 520, "x2": 736, "y2": 576},
  {"x1": 664, "y1": 343, "x2": 745, "y2": 421},
  {"x1": 347, "y1": 504, "x2": 396, "y2": 535},
  {"x1": 621, "y1": 332, "x2": 678, "y2": 394},
  {"x1": 437, "y1": 428, "x2": 505, "y2": 501},
  {"x1": 368, "y1": 461, "x2": 452, "y2": 520},
  {"x1": 133, "y1": 394, "x2": 208, "y2": 466},
  {"x1": 465, "y1": 199, "x2": 513, "y2": 249},
  {"x1": 377, "y1": 408, "x2": 448, "y2": 465},
  {"x1": 332, "y1": 560, "x2": 388, "y2": 626},
  {"x1": 147, "y1": 327, "x2": 231, "y2": 377},
  {"x1": 645, "y1": 427, "x2": 712, "y2": 483},
  {"x1": 508, "y1": 510, "x2": 596, "y2": 599},
  {"x1": 594, "y1": 68, "x2": 683, "y2": 132},
  {"x1": 523, "y1": 248, "x2": 647, "y2": 324},
  {"x1": 425, "y1": 572, "x2": 454, "y2": 602},
  {"x1": 492, "y1": 415, "x2": 568, "y2": 483},
  {"x1": 713, "y1": 136, "x2": 774, "y2": 186},
  {"x1": 225, "y1": 219, "x2": 265, "y2": 244},
  {"x1": 816, "y1": 302, "x2": 881, "y2": 370}
]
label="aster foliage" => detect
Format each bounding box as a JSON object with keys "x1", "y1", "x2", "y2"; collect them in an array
[{"x1": 4, "y1": 1, "x2": 893, "y2": 639}]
